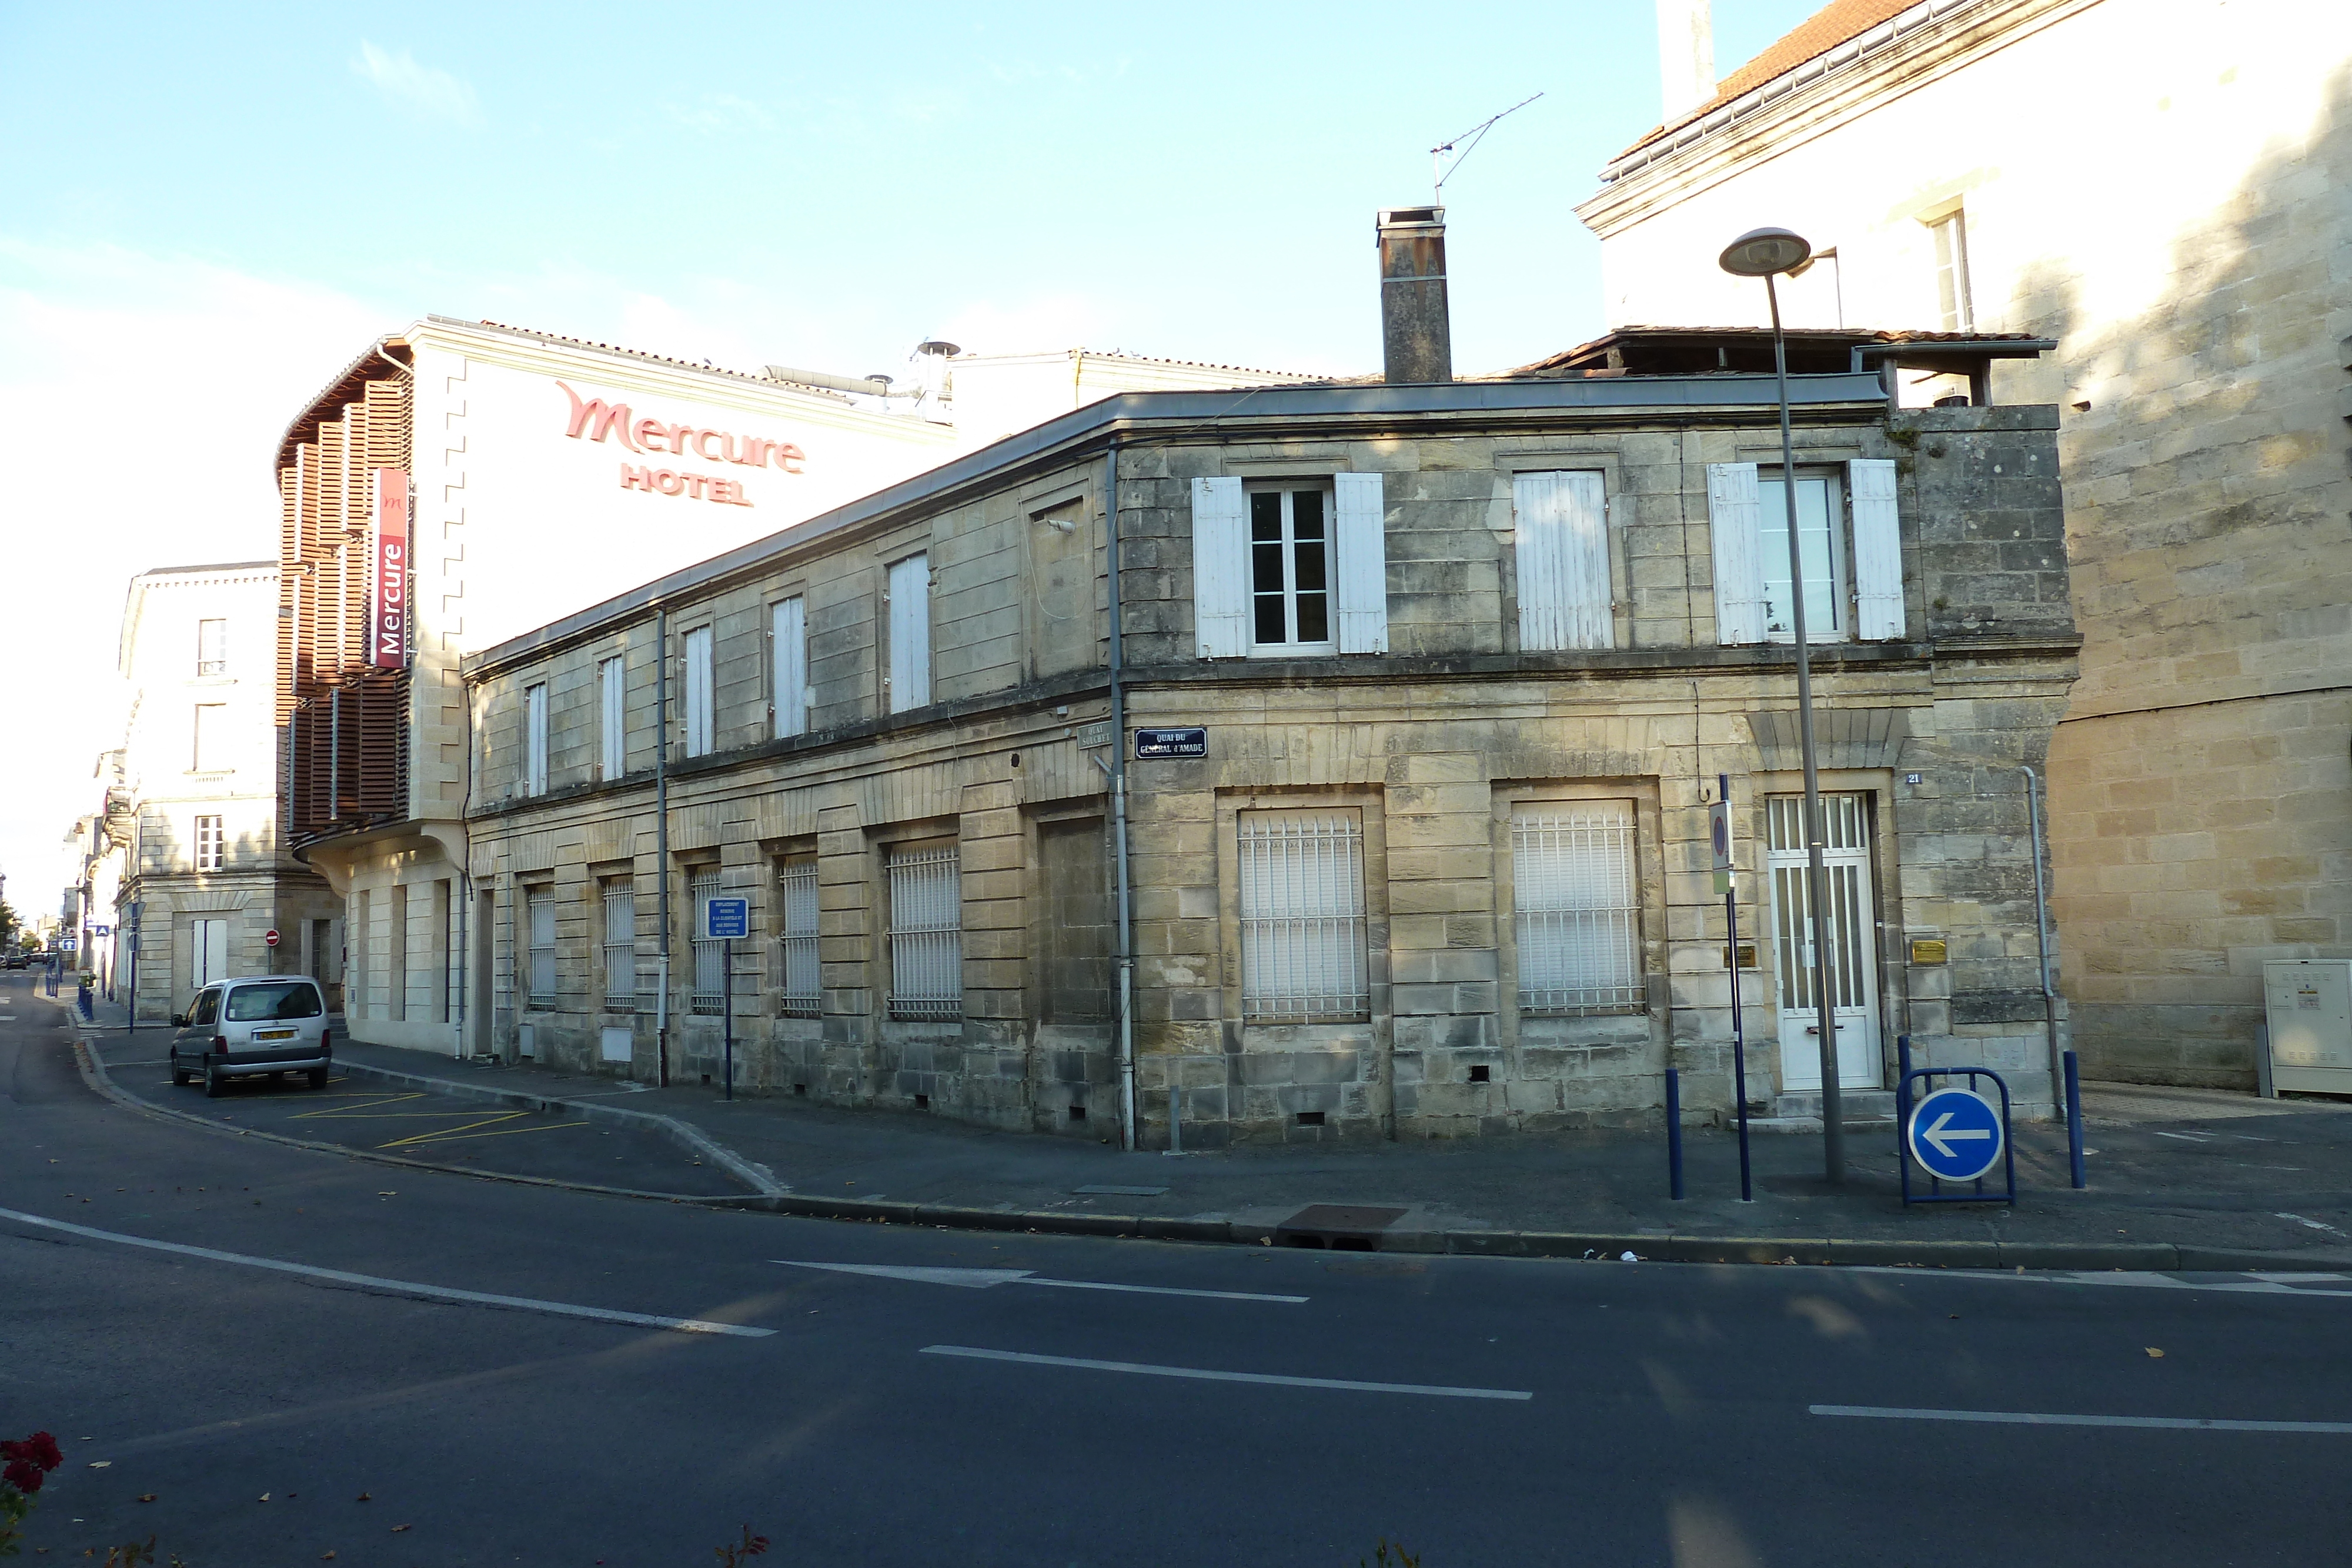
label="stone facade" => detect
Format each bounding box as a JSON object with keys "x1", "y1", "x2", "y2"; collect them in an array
[
  {"x1": 1578, "y1": 0, "x2": 2352, "y2": 1086},
  {"x1": 460, "y1": 375, "x2": 2076, "y2": 1144}
]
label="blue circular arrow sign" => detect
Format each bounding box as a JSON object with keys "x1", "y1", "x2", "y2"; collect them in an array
[{"x1": 1906, "y1": 1086, "x2": 2004, "y2": 1182}]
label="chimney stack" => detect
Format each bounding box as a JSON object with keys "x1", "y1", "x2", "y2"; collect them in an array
[
  {"x1": 1377, "y1": 207, "x2": 1452, "y2": 385},
  {"x1": 1655, "y1": 0, "x2": 1716, "y2": 121}
]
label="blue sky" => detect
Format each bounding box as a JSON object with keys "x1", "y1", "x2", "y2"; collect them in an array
[{"x1": 0, "y1": 0, "x2": 1819, "y2": 905}]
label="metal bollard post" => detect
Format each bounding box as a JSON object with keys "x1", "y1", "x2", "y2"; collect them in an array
[
  {"x1": 1165, "y1": 1076, "x2": 1182, "y2": 1156},
  {"x1": 2064, "y1": 1049, "x2": 2086, "y2": 1189},
  {"x1": 1665, "y1": 1067, "x2": 1685, "y2": 1200}
]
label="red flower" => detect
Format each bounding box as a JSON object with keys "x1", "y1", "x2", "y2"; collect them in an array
[{"x1": 1, "y1": 1431, "x2": 64, "y2": 1493}]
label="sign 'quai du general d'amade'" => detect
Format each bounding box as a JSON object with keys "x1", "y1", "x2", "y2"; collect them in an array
[{"x1": 558, "y1": 380, "x2": 808, "y2": 508}]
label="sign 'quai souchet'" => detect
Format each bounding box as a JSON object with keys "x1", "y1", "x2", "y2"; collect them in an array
[{"x1": 558, "y1": 382, "x2": 806, "y2": 508}]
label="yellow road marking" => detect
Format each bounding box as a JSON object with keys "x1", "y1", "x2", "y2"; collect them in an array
[{"x1": 377, "y1": 1116, "x2": 584, "y2": 1149}]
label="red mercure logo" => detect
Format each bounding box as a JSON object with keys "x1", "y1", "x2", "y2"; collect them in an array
[
  {"x1": 556, "y1": 380, "x2": 804, "y2": 508},
  {"x1": 372, "y1": 467, "x2": 409, "y2": 670}
]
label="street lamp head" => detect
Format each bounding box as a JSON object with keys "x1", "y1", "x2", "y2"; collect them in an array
[{"x1": 1718, "y1": 226, "x2": 1812, "y2": 278}]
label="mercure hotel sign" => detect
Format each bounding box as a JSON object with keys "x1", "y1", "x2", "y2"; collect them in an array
[{"x1": 557, "y1": 380, "x2": 806, "y2": 508}]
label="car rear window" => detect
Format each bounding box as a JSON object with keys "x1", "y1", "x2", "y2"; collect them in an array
[{"x1": 224, "y1": 982, "x2": 325, "y2": 1022}]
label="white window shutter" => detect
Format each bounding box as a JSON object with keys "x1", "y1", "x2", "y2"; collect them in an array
[
  {"x1": 771, "y1": 596, "x2": 807, "y2": 737},
  {"x1": 887, "y1": 554, "x2": 930, "y2": 710},
  {"x1": 1707, "y1": 463, "x2": 1766, "y2": 646},
  {"x1": 1189, "y1": 477, "x2": 1248, "y2": 657},
  {"x1": 1848, "y1": 459, "x2": 1905, "y2": 640},
  {"x1": 1514, "y1": 471, "x2": 1612, "y2": 650},
  {"x1": 1332, "y1": 471, "x2": 1388, "y2": 654},
  {"x1": 683, "y1": 626, "x2": 714, "y2": 754}
]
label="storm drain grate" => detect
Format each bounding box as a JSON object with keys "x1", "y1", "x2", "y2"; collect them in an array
[{"x1": 1274, "y1": 1204, "x2": 1409, "y2": 1252}]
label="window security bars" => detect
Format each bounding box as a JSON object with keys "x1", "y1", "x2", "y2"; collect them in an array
[
  {"x1": 689, "y1": 871, "x2": 727, "y2": 1015},
  {"x1": 1766, "y1": 793, "x2": 1873, "y2": 1015},
  {"x1": 526, "y1": 890, "x2": 557, "y2": 1010},
  {"x1": 1238, "y1": 810, "x2": 1368, "y2": 1020},
  {"x1": 196, "y1": 618, "x2": 226, "y2": 676},
  {"x1": 887, "y1": 844, "x2": 962, "y2": 1020},
  {"x1": 777, "y1": 857, "x2": 820, "y2": 1017},
  {"x1": 1765, "y1": 793, "x2": 1867, "y2": 854},
  {"x1": 602, "y1": 882, "x2": 636, "y2": 1011},
  {"x1": 194, "y1": 815, "x2": 224, "y2": 873},
  {"x1": 1513, "y1": 802, "x2": 1643, "y2": 1014}
]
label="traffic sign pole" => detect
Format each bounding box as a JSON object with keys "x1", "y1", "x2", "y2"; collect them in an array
[{"x1": 722, "y1": 937, "x2": 733, "y2": 1102}]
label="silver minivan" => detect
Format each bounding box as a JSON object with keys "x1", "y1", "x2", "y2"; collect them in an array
[{"x1": 169, "y1": 976, "x2": 333, "y2": 1096}]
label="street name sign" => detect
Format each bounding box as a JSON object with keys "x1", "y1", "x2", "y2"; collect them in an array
[
  {"x1": 704, "y1": 897, "x2": 750, "y2": 940},
  {"x1": 1906, "y1": 1085, "x2": 2004, "y2": 1182},
  {"x1": 1134, "y1": 727, "x2": 1207, "y2": 759}
]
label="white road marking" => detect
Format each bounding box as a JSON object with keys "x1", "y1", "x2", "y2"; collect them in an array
[
  {"x1": 1848, "y1": 1265, "x2": 2352, "y2": 1300},
  {"x1": 923, "y1": 1345, "x2": 1531, "y2": 1400},
  {"x1": 1813, "y1": 1403, "x2": 2352, "y2": 1434},
  {"x1": 776, "y1": 1259, "x2": 1305, "y2": 1303},
  {"x1": 2276, "y1": 1212, "x2": 2344, "y2": 1235},
  {"x1": 0, "y1": 1206, "x2": 773, "y2": 1338}
]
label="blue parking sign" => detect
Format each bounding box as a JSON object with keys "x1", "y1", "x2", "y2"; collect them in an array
[
  {"x1": 704, "y1": 897, "x2": 750, "y2": 940},
  {"x1": 1906, "y1": 1085, "x2": 2004, "y2": 1183}
]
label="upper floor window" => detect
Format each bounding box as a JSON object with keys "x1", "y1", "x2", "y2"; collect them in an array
[
  {"x1": 196, "y1": 618, "x2": 226, "y2": 676},
  {"x1": 886, "y1": 555, "x2": 931, "y2": 713},
  {"x1": 771, "y1": 596, "x2": 807, "y2": 738},
  {"x1": 1929, "y1": 209, "x2": 1973, "y2": 332},
  {"x1": 194, "y1": 814, "x2": 224, "y2": 872},
  {"x1": 1512, "y1": 471, "x2": 1612, "y2": 651},
  {"x1": 192, "y1": 704, "x2": 227, "y2": 772},
  {"x1": 599, "y1": 656, "x2": 626, "y2": 780},
  {"x1": 524, "y1": 682, "x2": 549, "y2": 796},
  {"x1": 683, "y1": 625, "x2": 714, "y2": 756},
  {"x1": 1707, "y1": 460, "x2": 1903, "y2": 646},
  {"x1": 1190, "y1": 474, "x2": 1388, "y2": 658}
]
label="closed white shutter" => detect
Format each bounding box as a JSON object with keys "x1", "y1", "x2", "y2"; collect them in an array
[
  {"x1": 887, "y1": 554, "x2": 930, "y2": 711},
  {"x1": 524, "y1": 683, "x2": 548, "y2": 795},
  {"x1": 1514, "y1": 470, "x2": 1612, "y2": 650},
  {"x1": 683, "y1": 626, "x2": 714, "y2": 755},
  {"x1": 1848, "y1": 459, "x2": 1905, "y2": 640},
  {"x1": 191, "y1": 918, "x2": 229, "y2": 991},
  {"x1": 771, "y1": 596, "x2": 808, "y2": 737},
  {"x1": 599, "y1": 657, "x2": 626, "y2": 778},
  {"x1": 1708, "y1": 462, "x2": 1766, "y2": 646},
  {"x1": 1332, "y1": 472, "x2": 1388, "y2": 654},
  {"x1": 1190, "y1": 476, "x2": 1248, "y2": 658}
]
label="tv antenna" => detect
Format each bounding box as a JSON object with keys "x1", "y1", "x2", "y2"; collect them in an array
[{"x1": 1431, "y1": 92, "x2": 1544, "y2": 206}]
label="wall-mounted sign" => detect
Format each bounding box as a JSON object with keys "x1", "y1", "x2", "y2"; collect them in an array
[
  {"x1": 372, "y1": 467, "x2": 410, "y2": 670},
  {"x1": 1134, "y1": 727, "x2": 1207, "y2": 759},
  {"x1": 559, "y1": 381, "x2": 804, "y2": 510},
  {"x1": 704, "y1": 897, "x2": 750, "y2": 940}
]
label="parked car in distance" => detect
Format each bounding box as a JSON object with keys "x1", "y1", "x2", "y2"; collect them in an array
[
  {"x1": 169, "y1": 976, "x2": 332, "y2": 1096},
  {"x1": 2, "y1": 952, "x2": 28, "y2": 969}
]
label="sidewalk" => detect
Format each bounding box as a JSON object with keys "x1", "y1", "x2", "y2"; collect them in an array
[{"x1": 314, "y1": 1039, "x2": 2352, "y2": 1271}]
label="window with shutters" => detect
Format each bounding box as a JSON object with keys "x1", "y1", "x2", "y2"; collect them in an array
[
  {"x1": 524, "y1": 682, "x2": 549, "y2": 796},
  {"x1": 775, "y1": 854, "x2": 820, "y2": 1016},
  {"x1": 193, "y1": 815, "x2": 224, "y2": 873},
  {"x1": 1760, "y1": 469, "x2": 1846, "y2": 643},
  {"x1": 524, "y1": 887, "x2": 557, "y2": 1010},
  {"x1": 886, "y1": 842, "x2": 961, "y2": 1019},
  {"x1": 770, "y1": 596, "x2": 807, "y2": 738},
  {"x1": 682, "y1": 626, "x2": 714, "y2": 757},
  {"x1": 1512, "y1": 471, "x2": 1613, "y2": 650},
  {"x1": 601, "y1": 879, "x2": 636, "y2": 1011},
  {"x1": 599, "y1": 656, "x2": 626, "y2": 779},
  {"x1": 1929, "y1": 209, "x2": 1973, "y2": 332},
  {"x1": 1192, "y1": 474, "x2": 1387, "y2": 658},
  {"x1": 1247, "y1": 484, "x2": 1335, "y2": 653},
  {"x1": 196, "y1": 618, "x2": 227, "y2": 676},
  {"x1": 1238, "y1": 810, "x2": 1369, "y2": 1021},
  {"x1": 689, "y1": 868, "x2": 729, "y2": 1015},
  {"x1": 886, "y1": 554, "x2": 931, "y2": 712},
  {"x1": 1512, "y1": 801, "x2": 1643, "y2": 1015},
  {"x1": 1708, "y1": 460, "x2": 1903, "y2": 646}
]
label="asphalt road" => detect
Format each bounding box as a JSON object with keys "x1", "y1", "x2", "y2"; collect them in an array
[{"x1": 7, "y1": 971, "x2": 2352, "y2": 1567}]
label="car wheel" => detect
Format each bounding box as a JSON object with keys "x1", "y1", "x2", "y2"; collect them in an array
[
  {"x1": 308, "y1": 1067, "x2": 329, "y2": 1090},
  {"x1": 171, "y1": 1062, "x2": 191, "y2": 1086},
  {"x1": 203, "y1": 1063, "x2": 225, "y2": 1098}
]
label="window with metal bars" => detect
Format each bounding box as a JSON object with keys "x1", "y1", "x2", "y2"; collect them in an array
[
  {"x1": 776, "y1": 857, "x2": 820, "y2": 1016},
  {"x1": 601, "y1": 880, "x2": 636, "y2": 1011},
  {"x1": 1512, "y1": 801, "x2": 1643, "y2": 1014},
  {"x1": 193, "y1": 815, "x2": 224, "y2": 873},
  {"x1": 886, "y1": 843, "x2": 961, "y2": 1020},
  {"x1": 1238, "y1": 810, "x2": 1368, "y2": 1021},
  {"x1": 524, "y1": 887, "x2": 557, "y2": 1010},
  {"x1": 689, "y1": 870, "x2": 729, "y2": 1015}
]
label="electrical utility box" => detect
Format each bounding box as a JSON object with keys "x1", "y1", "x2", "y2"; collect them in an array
[{"x1": 2263, "y1": 959, "x2": 2352, "y2": 1095}]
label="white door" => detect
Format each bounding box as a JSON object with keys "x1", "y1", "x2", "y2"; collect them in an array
[
  {"x1": 1765, "y1": 794, "x2": 1882, "y2": 1091},
  {"x1": 190, "y1": 918, "x2": 229, "y2": 992}
]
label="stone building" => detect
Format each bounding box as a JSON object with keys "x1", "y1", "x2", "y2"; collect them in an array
[
  {"x1": 1580, "y1": 0, "x2": 2352, "y2": 1086},
  {"x1": 456, "y1": 242, "x2": 2077, "y2": 1144},
  {"x1": 101, "y1": 561, "x2": 338, "y2": 1020}
]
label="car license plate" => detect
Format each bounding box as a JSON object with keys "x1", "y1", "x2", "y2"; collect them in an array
[{"x1": 255, "y1": 1029, "x2": 296, "y2": 1042}]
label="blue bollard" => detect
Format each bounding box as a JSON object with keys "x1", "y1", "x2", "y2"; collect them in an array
[
  {"x1": 2064, "y1": 1049, "x2": 2087, "y2": 1189},
  {"x1": 1665, "y1": 1067, "x2": 1685, "y2": 1201}
]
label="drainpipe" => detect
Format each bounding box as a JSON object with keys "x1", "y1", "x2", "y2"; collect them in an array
[
  {"x1": 1104, "y1": 438, "x2": 1137, "y2": 1152},
  {"x1": 2018, "y1": 764, "x2": 2062, "y2": 1114},
  {"x1": 654, "y1": 606, "x2": 673, "y2": 1088},
  {"x1": 454, "y1": 678, "x2": 476, "y2": 1058}
]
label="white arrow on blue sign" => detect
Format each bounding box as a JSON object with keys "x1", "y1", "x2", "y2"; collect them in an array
[
  {"x1": 1906, "y1": 1085, "x2": 2004, "y2": 1182},
  {"x1": 703, "y1": 898, "x2": 750, "y2": 940}
]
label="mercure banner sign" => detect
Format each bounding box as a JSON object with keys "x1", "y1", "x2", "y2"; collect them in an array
[
  {"x1": 372, "y1": 467, "x2": 409, "y2": 670},
  {"x1": 557, "y1": 380, "x2": 805, "y2": 509}
]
